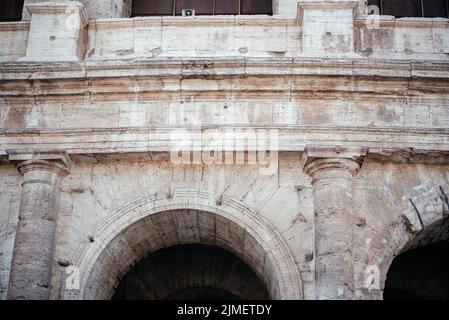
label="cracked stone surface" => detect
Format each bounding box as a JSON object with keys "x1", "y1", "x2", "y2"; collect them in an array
[{"x1": 0, "y1": 0, "x2": 448, "y2": 300}]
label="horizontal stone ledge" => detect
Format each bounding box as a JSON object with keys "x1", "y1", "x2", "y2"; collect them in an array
[
  {"x1": 1, "y1": 126, "x2": 449, "y2": 165},
  {"x1": 1, "y1": 12, "x2": 446, "y2": 29},
  {"x1": 2, "y1": 125, "x2": 448, "y2": 135},
  {"x1": 354, "y1": 17, "x2": 449, "y2": 29},
  {"x1": 1, "y1": 148, "x2": 449, "y2": 166},
  {"x1": 1, "y1": 57, "x2": 448, "y2": 81}
]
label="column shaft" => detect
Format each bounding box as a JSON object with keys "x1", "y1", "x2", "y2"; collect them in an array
[
  {"x1": 305, "y1": 157, "x2": 361, "y2": 300},
  {"x1": 7, "y1": 160, "x2": 68, "y2": 300}
]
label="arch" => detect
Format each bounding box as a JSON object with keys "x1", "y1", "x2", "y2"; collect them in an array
[
  {"x1": 376, "y1": 217, "x2": 449, "y2": 293},
  {"x1": 356, "y1": 183, "x2": 449, "y2": 298},
  {"x1": 384, "y1": 240, "x2": 449, "y2": 299},
  {"x1": 377, "y1": 183, "x2": 449, "y2": 297},
  {"x1": 65, "y1": 189, "x2": 302, "y2": 300},
  {"x1": 398, "y1": 183, "x2": 449, "y2": 254}
]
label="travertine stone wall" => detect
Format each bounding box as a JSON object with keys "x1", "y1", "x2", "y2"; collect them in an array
[
  {"x1": 77, "y1": 15, "x2": 449, "y2": 60},
  {"x1": 1, "y1": 71, "x2": 448, "y2": 130},
  {"x1": 0, "y1": 0, "x2": 448, "y2": 301},
  {"x1": 2, "y1": 0, "x2": 446, "y2": 62},
  {"x1": 0, "y1": 153, "x2": 448, "y2": 299}
]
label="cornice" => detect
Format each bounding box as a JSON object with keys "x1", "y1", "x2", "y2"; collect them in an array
[
  {"x1": 1, "y1": 58, "x2": 448, "y2": 81},
  {"x1": 90, "y1": 15, "x2": 296, "y2": 30},
  {"x1": 355, "y1": 16, "x2": 449, "y2": 29},
  {"x1": 0, "y1": 21, "x2": 30, "y2": 32},
  {"x1": 0, "y1": 58, "x2": 447, "y2": 100},
  {"x1": 1, "y1": 126, "x2": 449, "y2": 165}
]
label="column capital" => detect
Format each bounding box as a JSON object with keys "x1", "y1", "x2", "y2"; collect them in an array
[
  {"x1": 7, "y1": 149, "x2": 73, "y2": 177},
  {"x1": 303, "y1": 146, "x2": 367, "y2": 180}
]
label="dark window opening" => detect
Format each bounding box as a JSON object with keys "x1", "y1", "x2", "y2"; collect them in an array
[
  {"x1": 131, "y1": 0, "x2": 273, "y2": 17},
  {"x1": 175, "y1": 0, "x2": 214, "y2": 15},
  {"x1": 0, "y1": 0, "x2": 24, "y2": 22},
  {"x1": 367, "y1": 0, "x2": 449, "y2": 18},
  {"x1": 215, "y1": 0, "x2": 240, "y2": 15}
]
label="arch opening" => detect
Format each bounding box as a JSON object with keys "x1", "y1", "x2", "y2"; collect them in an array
[
  {"x1": 384, "y1": 217, "x2": 449, "y2": 300},
  {"x1": 111, "y1": 244, "x2": 270, "y2": 300},
  {"x1": 86, "y1": 209, "x2": 276, "y2": 299},
  {"x1": 74, "y1": 196, "x2": 303, "y2": 301}
]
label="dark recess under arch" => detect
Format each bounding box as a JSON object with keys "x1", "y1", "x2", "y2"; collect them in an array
[
  {"x1": 112, "y1": 244, "x2": 271, "y2": 300},
  {"x1": 384, "y1": 241, "x2": 449, "y2": 300}
]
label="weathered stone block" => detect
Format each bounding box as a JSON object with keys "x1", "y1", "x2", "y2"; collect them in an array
[
  {"x1": 298, "y1": 1, "x2": 359, "y2": 55},
  {"x1": 21, "y1": 1, "x2": 88, "y2": 62}
]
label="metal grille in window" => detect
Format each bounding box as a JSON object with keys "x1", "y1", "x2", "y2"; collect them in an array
[
  {"x1": 367, "y1": 0, "x2": 449, "y2": 18},
  {"x1": 132, "y1": 0, "x2": 273, "y2": 16},
  {"x1": 0, "y1": 0, "x2": 24, "y2": 22}
]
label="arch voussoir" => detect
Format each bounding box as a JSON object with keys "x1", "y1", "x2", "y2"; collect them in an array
[{"x1": 66, "y1": 189, "x2": 303, "y2": 300}]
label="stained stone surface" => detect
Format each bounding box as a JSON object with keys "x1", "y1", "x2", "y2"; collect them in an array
[{"x1": 0, "y1": 0, "x2": 448, "y2": 300}]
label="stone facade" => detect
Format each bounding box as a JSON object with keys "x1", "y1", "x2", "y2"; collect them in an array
[{"x1": 0, "y1": 0, "x2": 448, "y2": 300}]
